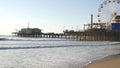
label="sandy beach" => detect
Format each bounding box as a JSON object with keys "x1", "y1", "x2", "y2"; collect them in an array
[{"x1": 84, "y1": 55, "x2": 120, "y2": 68}]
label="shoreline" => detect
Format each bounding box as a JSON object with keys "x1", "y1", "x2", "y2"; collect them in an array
[{"x1": 84, "y1": 54, "x2": 120, "y2": 68}]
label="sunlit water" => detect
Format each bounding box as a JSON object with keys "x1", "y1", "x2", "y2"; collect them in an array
[{"x1": 0, "y1": 35, "x2": 120, "y2": 68}]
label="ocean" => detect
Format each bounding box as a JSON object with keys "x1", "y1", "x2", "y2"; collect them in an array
[{"x1": 0, "y1": 35, "x2": 120, "y2": 68}]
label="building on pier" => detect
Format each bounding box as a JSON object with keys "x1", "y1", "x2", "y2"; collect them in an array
[
  {"x1": 112, "y1": 15, "x2": 120, "y2": 32},
  {"x1": 12, "y1": 27, "x2": 64, "y2": 38},
  {"x1": 12, "y1": 28, "x2": 42, "y2": 36}
]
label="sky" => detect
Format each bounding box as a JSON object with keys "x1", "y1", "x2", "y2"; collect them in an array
[{"x1": 0, "y1": 0, "x2": 105, "y2": 35}]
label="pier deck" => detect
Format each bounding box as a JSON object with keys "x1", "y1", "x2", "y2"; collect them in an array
[
  {"x1": 13, "y1": 32, "x2": 64, "y2": 38},
  {"x1": 13, "y1": 31, "x2": 120, "y2": 41}
]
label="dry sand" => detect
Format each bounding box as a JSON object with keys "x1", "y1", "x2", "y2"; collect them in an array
[{"x1": 85, "y1": 55, "x2": 120, "y2": 68}]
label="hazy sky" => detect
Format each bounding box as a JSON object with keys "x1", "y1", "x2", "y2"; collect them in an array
[{"x1": 0, "y1": 0, "x2": 104, "y2": 35}]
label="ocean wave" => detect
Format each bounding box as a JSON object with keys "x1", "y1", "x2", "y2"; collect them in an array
[
  {"x1": 0, "y1": 37, "x2": 66, "y2": 41},
  {"x1": 0, "y1": 38, "x2": 6, "y2": 40},
  {"x1": 0, "y1": 43, "x2": 119, "y2": 50},
  {"x1": 0, "y1": 45, "x2": 79, "y2": 50}
]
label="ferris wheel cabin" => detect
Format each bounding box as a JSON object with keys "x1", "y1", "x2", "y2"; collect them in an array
[{"x1": 111, "y1": 15, "x2": 120, "y2": 32}]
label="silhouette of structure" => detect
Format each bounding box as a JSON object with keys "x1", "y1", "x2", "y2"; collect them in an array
[{"x1": 12, "y1": 28, "x2": 63, "y2": 38}]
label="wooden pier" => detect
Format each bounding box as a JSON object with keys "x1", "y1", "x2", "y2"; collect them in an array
[
  {"x1": 64, "y1": 32, "x2": 120, "y2": 41},
  {"x1": 13, "y1": 32, "x2": 64, "y2": 38},
  {"x1": 13, "y1": 30, "x2": 120, "y2": 41}
]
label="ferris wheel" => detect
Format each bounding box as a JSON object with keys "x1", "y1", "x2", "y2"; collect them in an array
[{"x1": 97, "y1": 0, "x2": 120, "y2": 24}]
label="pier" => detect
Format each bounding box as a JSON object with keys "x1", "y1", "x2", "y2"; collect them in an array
[
  {"x1": 64, "y1": 32, "x2": 120, "y2": 41},
  {"x1": 12, "y1": 28, "x2": 64, "y2": 38},
  {"x1": 13, "y1": 32, "x2": 64, "y2": 38},
  {"x1": 12, "y1": 28, "x2": 120, "y2": 41},
  {"x1": 13, "y1": 31, "x2": 120, "y2": 41}
]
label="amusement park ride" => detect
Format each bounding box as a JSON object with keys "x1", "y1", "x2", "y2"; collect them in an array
[{"x1": 84, "y1": 0, "x2": 120, "y2": 32}]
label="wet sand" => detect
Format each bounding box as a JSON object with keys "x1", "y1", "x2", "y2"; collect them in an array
[{"x1": 84, "y1": 54, "x2": 120, "y2": 68}]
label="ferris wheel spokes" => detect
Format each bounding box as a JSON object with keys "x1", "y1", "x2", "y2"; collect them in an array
[{"x1": 97, "y1": 0, "x2": 120, "y2": 24}]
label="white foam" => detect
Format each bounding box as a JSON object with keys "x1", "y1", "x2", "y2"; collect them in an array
[{"x1": 0, "y1": 36, "x2": 119, "y2": 68}]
